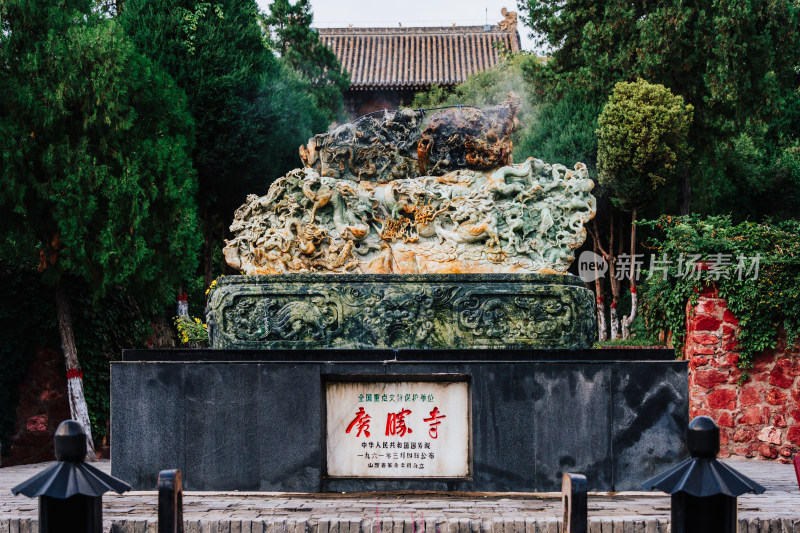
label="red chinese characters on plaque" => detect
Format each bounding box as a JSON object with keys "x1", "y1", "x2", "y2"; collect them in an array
[
  {"x1": 345, "y1": 407, "x2": 371, "y2": 437},
  {"x1": 326, "y1": 381, "x2": 469, "y2": 478},
  {"x1": 385, "y1": 408, "x2": 412, "y2": 437}
]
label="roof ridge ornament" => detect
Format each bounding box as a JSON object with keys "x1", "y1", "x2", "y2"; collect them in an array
[{"x1": 499, "y1": 8, "x2": 518, "y2": 32}]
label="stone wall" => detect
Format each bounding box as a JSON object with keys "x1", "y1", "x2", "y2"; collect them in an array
[
  {"x1": 3, "y1": 348, "x2": 71, "y2": 465},
  {"x1": 685, "y1": 287, "x2": 800, "y2": 462}
]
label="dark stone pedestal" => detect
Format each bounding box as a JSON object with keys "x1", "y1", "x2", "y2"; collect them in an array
[
  {"x1": 111, "y1": 349, "x2": 687, "y2": 492},
  {"x1": 206, "y1": 274, "x2": 596, "y2": 350}
]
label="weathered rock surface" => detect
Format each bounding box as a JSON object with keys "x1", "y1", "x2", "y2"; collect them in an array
[
  {"x1": 224, "y1": 97, "x2": 595, "y2": 276},
  {"x1": 223, "y1": 158, "x2": 595, "y2": 275},
  {"x1": 298, "y1": 97, "x2": 520, "y2": 181}
]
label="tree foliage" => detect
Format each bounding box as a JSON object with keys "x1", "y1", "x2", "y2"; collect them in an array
[
  {"x1": 521, "y1": 0, "x2": 800, "y2": 124},
  {"x1": 262, "y1": 0, "x2": 350, "y2": 125},
  {"x1": 514, "y1": 92, "x2": 602, "y2": 174},
  {"x1": 121, "y1": 0, "x2": 319, "y2": 215},
  {"x1": 520, "y1": 0, "x2": 800, "y2": 216},
  {"x1": 595, "y1": 79, "x2": 693, "y2": 337},
  {"x1": 597, "y1": 79, "x2": 693, "y2": 211},
  {"x1": 121, "y1": 0, "x2": 325, "y2": 286},
  {"x1": 0, "y1": 0, "x2": 200, "y2": 305},
  {"x1": 1, "y1": 0, "x2": 201, "y2": 453}
]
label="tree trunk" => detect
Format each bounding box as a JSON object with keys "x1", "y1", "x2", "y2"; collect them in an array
[
  {"x1": 55, "y1": 281, "x2": 97, "y2": 461},
  {"x1": 678, "y1": 165, "x2": 691, "y2": 215},
  {"x1": 593, "y1": 213, "x2": 620, "y2": 340},
  {"x1": 609, "y1": 273, "x2": 620, "y2": 339},
  {"x1": 608, "y1": 211, "x2": 621, "y2": 339},
  {"x1": 622, "y1": 208, "x2": 638, "y2": 339},
  {"x1": 592, "y1": 236, "x2": 607, "y2": 342},
  {"x1": 177, "y1": 286, "x2": 189, "y2": 318}
]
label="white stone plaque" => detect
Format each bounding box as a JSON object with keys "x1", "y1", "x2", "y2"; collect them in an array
[{"x1": 325, "y1": 380, "x2": 470, "y2": 477}]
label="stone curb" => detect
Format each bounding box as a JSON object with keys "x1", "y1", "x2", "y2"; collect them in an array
[{"x1": 4, "y1": 517, "x2": 800, "y2": 533}]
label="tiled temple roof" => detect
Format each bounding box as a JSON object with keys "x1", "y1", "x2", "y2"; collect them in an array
[{"x1": 318, "y1": 11, "x2": 521, "y2": 91}]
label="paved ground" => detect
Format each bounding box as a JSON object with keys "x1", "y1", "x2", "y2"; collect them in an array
[{"x1": 1, "y1": 459, "x2": 798, "y2": 532}]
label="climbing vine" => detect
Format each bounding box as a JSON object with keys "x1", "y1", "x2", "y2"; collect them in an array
[{"x1": 640, "y1": 215, "x2": 800, "y2": 368}]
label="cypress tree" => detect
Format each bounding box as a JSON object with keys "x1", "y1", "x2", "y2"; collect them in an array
[
  {"x1": 121, "y1": 0, "x2": 325, "y2": 289},
  {"x1": 596, "y1": 80, "x2": 693, "y2": 338},
  {"x1": 0, "y1": 0, "x2": 200, "y2": 455},
  {"x1": 262, "y1": 0, "x2": 350, "y2": 125},
  {"x1": 520, "y1": 0, "x2": 800, "y2": 215}
]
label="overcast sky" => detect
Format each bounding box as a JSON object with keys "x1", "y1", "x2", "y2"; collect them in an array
[{"x1": 254, "y1": 0, "x2": 537, "y2": 51}]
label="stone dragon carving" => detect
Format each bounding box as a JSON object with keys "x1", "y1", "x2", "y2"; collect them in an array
[{"x1": 223, "y1": 96, "x2": 596, "y2": 275}]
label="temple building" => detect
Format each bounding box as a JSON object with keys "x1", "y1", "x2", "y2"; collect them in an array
[{"x1": 318, "y1": 9, "x2": 521, "y2": 119}]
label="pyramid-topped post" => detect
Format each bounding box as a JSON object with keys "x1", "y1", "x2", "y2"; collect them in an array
[
  {"x1": 11, "y1": 420, "x2": 131, "y2": 533},
  {"x1": 643, "y1": 416, "x2": 765, "y2": 533}
]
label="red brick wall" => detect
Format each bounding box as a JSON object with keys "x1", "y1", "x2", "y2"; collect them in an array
[
  {"x1": 2, "y1": 348, "x2": 71, "y2": 465},
  {"x1": 685, "y1": 288, "x2": 800, "y2": 462}
]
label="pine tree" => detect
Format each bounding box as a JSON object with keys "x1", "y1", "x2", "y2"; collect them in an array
[
  {"x1": 0, "y1": 0, "x2": 200, "y2": 456},
  {"x1": 262, "y1": 0, "x2": 350, "y2": 125},
  {"x1": 121, "y1": 0, "x2": 325, "y2": 290}
]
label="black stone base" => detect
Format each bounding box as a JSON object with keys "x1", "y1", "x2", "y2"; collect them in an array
[{"x1": 111, "y1": 349, "x2": 687, "y2": 492}]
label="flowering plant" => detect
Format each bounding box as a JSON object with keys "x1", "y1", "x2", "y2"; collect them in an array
[
  {"x1": 205, "y1": 275, "x2": 222, "y2": 296},
  {"x1": 173, "y1": 315, "x2": 208, "y2": 346}
]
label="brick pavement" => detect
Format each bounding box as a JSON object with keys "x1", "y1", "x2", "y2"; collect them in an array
[{"x1": 1, "y1": 459, "x2": 798, "y2": 532}]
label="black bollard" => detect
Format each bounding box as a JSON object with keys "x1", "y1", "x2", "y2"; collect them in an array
[
  {"x1": 642, "y1": 416, "x2": 765, "y2": 533},
  {"x1": 11, "y1": 420, "x2": 131, "y2": 533},
  {"x1": 158, "y1": 469, "x2": 184, "y2": 533},
  {"x1": 561, "y1": 473, "x2": 587, "y2": 533}
]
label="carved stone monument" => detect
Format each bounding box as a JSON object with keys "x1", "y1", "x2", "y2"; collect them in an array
[
  {"x1": 208, "y1": 95, "x2": 598, "y2": 349},
  {"x1": 115, "y1": 99, "x2": 689, "y2": 492}
]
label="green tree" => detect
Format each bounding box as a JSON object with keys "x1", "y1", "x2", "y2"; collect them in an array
[
  {"x1": 262, "y1": 0, "x2": 350, "y2": 125},
  {"x1": 0, "y1": 0, "x2": 200, "y2": 455},
  {"x1": 597, "y1": 79, "x2": 693, "y2": 338},
  {"x1": 700, "y1": 128, "x2": 800, "y2": 223},
  {"x1": 514, "y1": 92, "x2": 601, "y2": 172},
  {"x1": 520, "y1": 0, "x2": 800, "y2": 215},
  {"x1": 121, "y1": 0, "x2": 324, "y2": 289}
]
